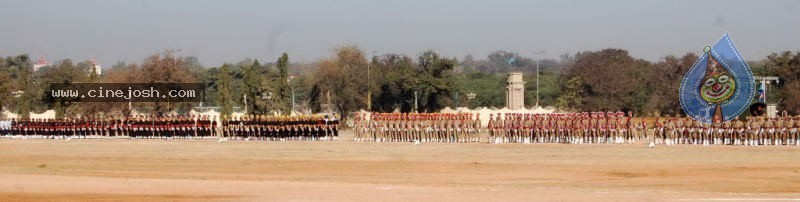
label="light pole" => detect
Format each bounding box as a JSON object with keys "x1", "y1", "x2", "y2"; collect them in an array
[
  {"x1": 289, "y1": 77, "x2": 295, "y2": 114},
  {"x1": 414, "y1": 91, "x2": 418, "y2": 113},
  {"x1": 466, "y1": 92, "x2": 476, "y2": 109},
  {"x1": 754, "y1": 75, "x2": 780, "y2": 118},
  {"x1": 531, "y1": 50, "x2": 546, "y2": 108},
  {"x1": 291, "y1": 88, "x2": 295, "y2": 114},
  {"x1": 166, "y1": 48, "x2": 182, "y2": 113},
  {"x1": 367, "y1": 51, "x2": 377, "y2": 112},
  {"x1": 367, "y1": 63, "x2": 370, "y2": 111},
  {"x1": 754, "y1": 76, "x2": 779, "y2": 103},
  {"x1": 288, "y1": 76, "x2": 295, "y2": 115},
  {"x1": 454, "y1": 91, "x2": 460, "y2": 108}
]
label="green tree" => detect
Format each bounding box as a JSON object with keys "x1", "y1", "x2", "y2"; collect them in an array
[
  {"x1": 242, "y1": 59, "x2": 267, "y2": 115},
  {"x1": 371, "y1": 54, "x2": 418, "y2": 112},
  {"x1": 217, "y1": 64, "x2": 234, "y2": 120},
  {"x1": 415, "y1": 50, "x2": 458, "y2": 112},
  {"x1": 524, "y1": 71, "x2": 561, "y2": 108},
  {"x1": 767, "y1": 51, "x2": 800, "y2": 113},
  {"x1": 557, "y1": 76, "x2": 583, "y2": 111},
  {"x1": 0, "y1": 57, "x2": 14, "y2": 116},
  {"x1": 486, "y1": 50, "x2": 518, "y2": 73},
  {"x1": 40, "y1": 59, "x2": 90, "y2": 118},
  {"x1": 276, "y1": 53, "x2": 291, "y2": 114},
  {"x1": 308, "y1": 83, "x2": 322, "y2": 113},
  {"x1": 644, "y1": 53, "x2": 697, "y2": 116},
  {"x1": 563, "y1": 49, "x2": 653, "y2": 113},
  {"x1": 6, "y1": 55, "x2": 34, "y2": 118},
  {"x1": 287, "y1": 73, "x2": 312, "y2": 113},
  {"x1": 456, "y1": 72, "x2": 505, "y2": 108},
  {"x1": 198, "y1": 67, "x2": 220, "y2": 107}
]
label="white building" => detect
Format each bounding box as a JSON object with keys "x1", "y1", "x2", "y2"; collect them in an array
[
  {"x1": 88, "y1": 58, "x2": 102, "y2": 75},
  {"x1": 31, "y1": 57, "x2": 101, "y2": 75},
  {"x1": 32, "y1": 57, "x2": 49, "y2": 72}
]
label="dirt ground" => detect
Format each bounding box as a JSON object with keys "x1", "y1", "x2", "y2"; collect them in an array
[{"x1": 1, "y1": 131, "x2": 800, "y2": 201}]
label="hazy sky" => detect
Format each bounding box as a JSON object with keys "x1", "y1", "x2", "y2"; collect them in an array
[{"x1": 1, "y1": 0, "x2": 798, "y2": 67}]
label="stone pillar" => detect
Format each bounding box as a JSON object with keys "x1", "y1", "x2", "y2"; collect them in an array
[{"x1": 506, "y1": 72, "x2": 525, "y2": 110}]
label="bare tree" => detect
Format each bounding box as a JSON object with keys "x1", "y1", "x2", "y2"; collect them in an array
[{"x1": 313, "y1": 46, "x2": 369, "y2": 119}]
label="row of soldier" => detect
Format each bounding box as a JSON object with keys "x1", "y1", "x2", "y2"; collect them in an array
[
  {"x1": 221, "y1": 115, "x2": 340, "y2": 141},
  {"x1": 488, "y1": 112, "x2": 643, "y2": 144},
  {"x1": 0, "y1": 116, "x2": 217, "y2": 138},
  {"x1": 487, "y1": 112, "x2": 800, "y2": 146},
  {"x1": 352, "y1": 111, "x2": 800, "y2": 146},
  {"x1": 1, "y1": 114, "x2": 341, "y2": 141},
  {"x1": 353, "y1": 112, "x2": 481, "y2": 143},
  {"x1": 4, "y1": 113, "x2": 799, "y2": 146},
  {"x1": 652, "y1": 115, "x2": 800, "y2": 146}
]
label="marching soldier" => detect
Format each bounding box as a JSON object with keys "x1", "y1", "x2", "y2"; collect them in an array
[
  {"x1": 764, "y1": 117, "x2": 775, "y2": 145},
  {"x1": 793, "y1": 116, "x2": 800, "y2": 146},
  {"x1": 736, "y1": 117, "x2": 745, "y2": 145}
]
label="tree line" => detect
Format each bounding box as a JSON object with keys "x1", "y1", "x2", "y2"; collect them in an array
[{"x1": 1, "y1": 46, "x2": 799, "y2": 120}]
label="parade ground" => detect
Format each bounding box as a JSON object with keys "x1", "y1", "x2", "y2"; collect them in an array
[{"x1": 1, "y1": 132, "x2": 800, "y2": 202}]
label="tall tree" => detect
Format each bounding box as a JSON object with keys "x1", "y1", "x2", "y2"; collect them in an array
[
  {"x1": 307, "y1": 83, "x2": 322, "y2": 113},
  {"x1": 198, "y1": 66, "x2": 220, "y2": 108},
  {"x1": 487, "y1": 50, "x2": 519, "y2": 73},
  {"x1": 139, "y1": 51, "x2": 197, "y2": 114},
  {"x1": 6, "y1": 55, "x2": 34, "y2": 118},
  {"x1": 415, "y1": 50, "x2": 458, "y2": 112},
  {"x1": 456, "y1": 72, "x2": 505, "y2": 108},
  {"x1": 556, "y1": 76, "x2": 583, "y2": 111},
  {"x1": 242, "y1": 59, "x2": 265, "y2": 114},
  {"x1": 563, "y1": 49, "x2": 653, "y2": 113},
  {"x1": 644, "y1": 53, "x2": 698, "y2": 116},
  {"x1": 40, "y1": 59, "x2": 90, "y2": 118},
  {"x1": 767, "y1": 51, "x2": 800, "y2": 113},
  {"x1": 287, "y1": 73, "x2": 312, "y2": 113},
  {"x1": 276, "y1": 53, "x2": 292, "y2": 114},
  {"x1": 99, "y1": 62, "x2": 142, "y2": 117},
  {"x1": 371, "y1": 54, "x2": 417, "y2": 112},
  {"x1": 217, "y1": 64, "x2": 234, "y2": 120},
  {"x1": 524, "y1": 71, "x2": 562, "y2": 108},
  {"x1": 0, "y1": 57, "x2": 14, "y2": 116},
  {"x1": 313, "y1": 46, "x2": 369, "y2": 119}
]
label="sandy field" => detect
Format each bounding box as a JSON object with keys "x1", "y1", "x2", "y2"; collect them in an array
[{"x1": 1, "y1": 131, "x2": 800, "y2": 201}]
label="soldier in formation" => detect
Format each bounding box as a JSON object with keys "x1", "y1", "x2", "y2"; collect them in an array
[
  {"x1": 4, "y1": 115, "x2": 217, "y2": 139},
  {"x1": 353, "y1": 112, "x2": 480, "y2": 143},
  {"x1": 4, "y1": 112, "x2": 799, "y2": 146},
  {"x1": 126, "y1": 115, "x2": 217, "y2": 138},
  {"x1": 649, "y1": 113, "x2": 799, "y2": 146},
  {"x1": 221, "y1": 114, "x2": 339, "y2": 141},
  {"x1": 0, "y1": 118, "x2": 11, "y2": 136},
  {"x1": 488, "y1": 111, "x2": 642, "y2": 144}
]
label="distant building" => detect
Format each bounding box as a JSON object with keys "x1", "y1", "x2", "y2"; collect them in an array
[
  {"x1": 506, "y1": 72, "x2": 525, "y2": 110},
  {"x1": 32, "y1": 57, "x2": 49, "y2": 72},
  {"x1": 88, "y1": 58, "x2": 102, "y2": 75},
  {"x1": 32, "y1": 57, "x2": 101, "y2": 75}
]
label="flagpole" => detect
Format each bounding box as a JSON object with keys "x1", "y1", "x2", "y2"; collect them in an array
[
  {"x1": 530, "y1": 50, "x2": 545, "y2": 108},
  {"x1": 763, "y1": 79, "x2": 767, "y2": 103}
]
